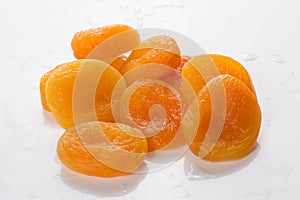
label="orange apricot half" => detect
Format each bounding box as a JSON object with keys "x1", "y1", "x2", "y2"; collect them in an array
[
  {"x1": 182, "y1": 54, "x2": 256, "y2": 96},
  {"x1": 46, "y1": 59, "x2": 121, "y2": 129},
  {"x1": 188, "y1": 74, "x2": 261, "y2": 161},
  {"x1": 57, "y1": 121, "x2": 147, "y2": 177}
]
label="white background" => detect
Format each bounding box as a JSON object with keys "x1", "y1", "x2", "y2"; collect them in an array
[{"x1": 0, "y1": 0, "x2": 300, "y2": 199}]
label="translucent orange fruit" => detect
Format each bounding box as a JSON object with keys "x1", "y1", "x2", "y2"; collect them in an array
[
  {"x1": 40, "y1": 65, "x2": 61, "y2": 111},
  {"x1": 40, "y1": 56, "x2": 126, "y2": 112},
  {"x1": 109, "y1": 55, "x2": 127, "y2": 72},
  {"x1": 57, "y1": 121, "x2": 148, "y2": 177},
  {"x1": 119, "y1": 35, "x2": 181, "y2": 75},
  {"x1": 71, "y1": 24, "x2": 139, "y2": 60},
  {"x1": 46, "y1": 59, "x2": 121, "y2": 129},
  {"x1": 137, "y1": 35, "x2": 180, "y2": 54},
  {"x1": 188, "y1": 74, "x2": 261, "y2": 161},
  {"x1": 126, "y1": 83, "x2": 182, "y2": 152},
  {"x1": 177, "y1": 55, "x2": 191, "y2": 73},
  {"x1": 182, "y1": 54, "x2": 256, "y2": 95}
]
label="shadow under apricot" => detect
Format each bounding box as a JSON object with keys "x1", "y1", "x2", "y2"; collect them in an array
[
  {"x1": 42, "y1": 110, "x2": 61, "y2": 129},
  {"x1": 183, "y1": 143, "x2": 261, "y2": 180},
  {"x1": 59, "y1": 166, "x2": 147, "y2": 197}
]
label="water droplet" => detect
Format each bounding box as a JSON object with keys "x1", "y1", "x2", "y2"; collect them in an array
[
  {"x1": 10, "y1": 186, "x2": 16, "y2": 192},
  {"x1": 24, "y1": 142, "x2": 33, "y2": 151},
  {"x1": 27, "y1": 84, "x2": 39, "y2": 90},
  {"x1": 173, "y1": 0, "x2": 187, "y2": 7},
  {"x1": 44, "y1": 49, "x2": 57, "y2": 56},
  {"x1": 125, "y1": 15, "x2": 131, "y2": 21},
  {"x1": 186, "y1": 173, "x2": 213, "y2": 181},
  {"x1": 272, "y1": 54, "x2": 285, "y2": 63},
  {"x1": 290, "y1": 70, "x2": 295, "y2": 76},
  {"x1": 145, "y1": 10, "x2": 154, "y2": 16},
  {"x1": 156, "y1": 0, "x2": 187, "y2": 8},
  {"x1": 25, "y1": 194, "x2": 38, "y2": 198},
  {"x1": 264, "y1": 96, "x2": 272, "y2": 101},
  {"x1": 120, "y1": 184, "x2": 127, "y2": 193},
  {"x1": 120, "y1": 3, "x2": 128, "y2": 12},
  {"x1": 88, "y1": 17, "x2": 101, "y2": 27},
  {"x1": 24, "y1": 188, "x2": 38, "y2": 198},
  {"x1": 186, "y1": 174, "x2": 199, "y2": 181},
  {"x1": 172, "y1": 184, "x2": 191, "y2": 198},
  {"x1": 242, "y1": 53, "x2": 258, "y2": 62},
  {"x1": 0, "y1": 176, "x2": 15, "y2": 193},
  {"x1": 180, "y1": 189, "x2": 191, "y2": 198},
  {"x1": 134, "y1": 5, "x2": 141, "y2": 13},
  {"x1": 53, "y1": 155, "x2": 61, "y2": 165},
  {"x1": 156, "y1": 1, "x2": 173, "y2": 8},
  {"x1": 186, "y1": 160, "x2": 215, "y2": 181},
  {"x1": 136, "y1": 16, "x2": 143, "y2": 28},
  {"x1": 57, "y1": 173, "x2": 77, "y2": 179},
  {"x1": 171, "y1": 181, "x2": 183, "y2": 189},
  {"x1": 266, "y1": 120, "x2": 270, "y2": 127},
  {"x1": 289, "y1": 89, "x2": 300, "y2": 95}
]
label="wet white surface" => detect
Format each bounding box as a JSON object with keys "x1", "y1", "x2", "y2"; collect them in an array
[{"x1": 1, "y1": 0, "x2": 300, "y2": 199}]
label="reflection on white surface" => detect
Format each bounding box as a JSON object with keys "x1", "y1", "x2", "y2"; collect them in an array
[
  {"x1": 184, "y1": 144, "x2": 261, "y2": 180},
  {"x1": 1, "y1": 0, "x2": 300, "y2": 199},
  {"x1": 59, "y1": 166, "x2": 146, "y2": 197},
  {"x1": 242, "y1": 53, "x2": 258, "y2": 62},
  {"x1": 271, "y1": 54, "x2": 285, "y2": 64}
]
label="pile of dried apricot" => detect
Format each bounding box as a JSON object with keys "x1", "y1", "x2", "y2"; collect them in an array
[{"x1": 40, "y1": 24, "x2": 261, "y2": 177}]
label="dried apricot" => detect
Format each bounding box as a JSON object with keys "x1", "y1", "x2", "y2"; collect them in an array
[
  {"x1": 109, "y1": 55, "x2": 127, "y2": 72},
  {"x1": 137, "y1": 35, "x2": 180, "y2": 54},
  {"x1": 46, "y1": 59, "x2": 121, "y2": 129},
  {"x1": 177, "y1": 55, "x2": 191, "y2": 73},
  {"x1": 127, "y1": 83, "x2": 182, "y2": 152},
  {"x1": 57, "y1": 121, "x2": 147, "y2": 177},
  {"x1": 40, "y1": 56, "x2": 127, "y2": 112},
  {"x1": 119, "y1": 35, "x2": 181, "y2": 75},
  {"x1": 40, "y1": 65, "x2": 61, "y2": 111},
  {"x1": 71, "y1": 24, "x2": 140, "y2": 61},
  {"x1": 188, "y1": 74, "x2": 261, "y2": 161},
  {"x1": 182, "y1": 54, "x2": 256, "y2": 95}
]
